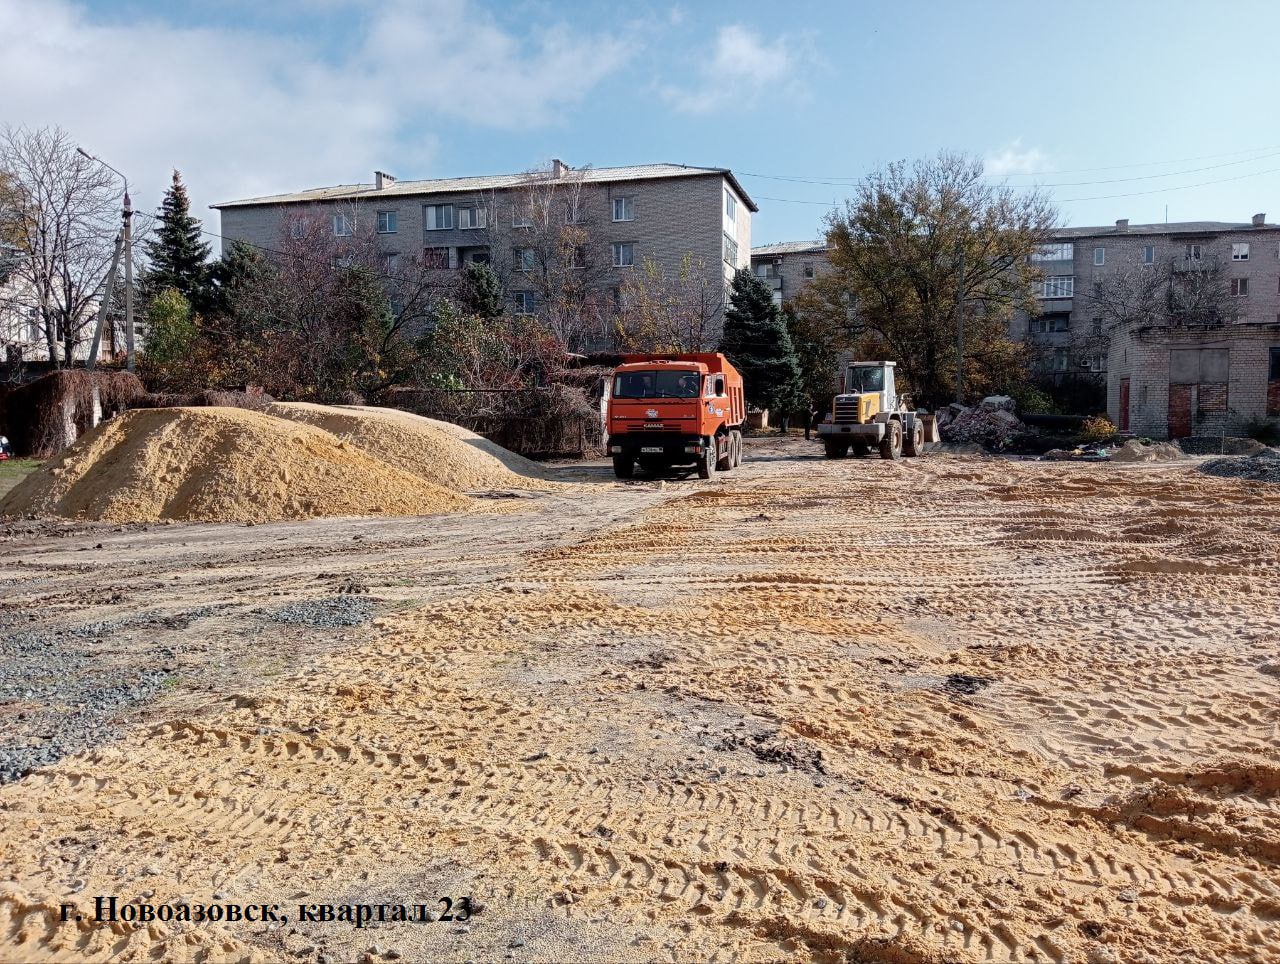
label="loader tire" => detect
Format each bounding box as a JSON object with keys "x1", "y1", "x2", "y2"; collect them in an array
[
  {"x1": 879, "y1": 420, "x2": 903, "y2": 460},
  {"x1": 850, "y1": 441, "x2": 870, "y2": 458},
  {"x1": 823, "y1": 440, "x2": 849, "y2": 459},
  {"x1": 612, "y1": 454, "x2": 635, "y2": 479},
  {"x1": 903, "y1": 419, "x2": 925, "y2": 457}
]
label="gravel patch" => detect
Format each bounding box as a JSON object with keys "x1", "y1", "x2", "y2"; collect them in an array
[
  {"x1": 265, "y1": 596, "x2": 378, "y2": 628},
  {"x1": 1201, "y1": 448, "x2": 1280, "y2": 483}
]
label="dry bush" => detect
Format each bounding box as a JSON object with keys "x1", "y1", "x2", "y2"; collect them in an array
[{"x1": 0, "y1": 370, "x2": 144, "y2": 456}]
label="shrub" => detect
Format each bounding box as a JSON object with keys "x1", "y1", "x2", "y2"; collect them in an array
[
  {"x1": 1077, "y1": 414, "x2": 1117, "y2": 443},
  {"x1": 1242, "y1": 419, "x2": 1280, "y2": 446}
]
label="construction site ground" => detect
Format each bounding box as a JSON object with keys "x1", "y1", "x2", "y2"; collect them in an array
[{"x1": 1, "y1": 435, "x2": 1278, "y2": 963}]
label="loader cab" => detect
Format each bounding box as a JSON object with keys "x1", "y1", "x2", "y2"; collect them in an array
[{"x1": 845, "y1": 361, "x2": 895, "y2": 413}]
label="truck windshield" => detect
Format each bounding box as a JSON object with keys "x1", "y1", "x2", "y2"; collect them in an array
[
  {"x1": 848, "y1": 367, "x2": 885, "y2": 393},
  {"x1": 614, "y1": 371, "x2": 701, "y2": 399}
]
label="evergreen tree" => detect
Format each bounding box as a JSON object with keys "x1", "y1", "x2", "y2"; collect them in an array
[
  {"x1": 459, "y1": 261, "x2": 504, "y2": 319},
  {"x1": 143, "y1": 170, "x2": 212, "y2": 310},
  {"x1": 719, "y1": 268, "x2": 803, "y2": 416}
]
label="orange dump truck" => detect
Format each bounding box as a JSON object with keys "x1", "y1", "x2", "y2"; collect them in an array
[{"x1": 606, "y1": 353, "x2": 746, "y2": 479}]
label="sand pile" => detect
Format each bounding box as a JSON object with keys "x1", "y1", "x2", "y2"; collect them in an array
[
  {"x1": 268, "y1": 403, "x2": 555, "y2": 491},
  {"x1": 0, "y1": 407, "x2": 474, "y2": 523},
  {"x1": 1111, "y1": 439, "x2": 1186, "y2": 462}
]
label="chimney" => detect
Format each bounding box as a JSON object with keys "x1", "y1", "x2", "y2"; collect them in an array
[
  {"x1": 374, "y1": 170, "x2": 396, "y2": 190},
  {"x1": 1252, "y1": 212, "x2": 1266, "y2": 227},
  {"x1": 1115, "y1": 218, "x2": 1129, "y2": 232},
  {"x1": 551, "y1": 158, "x2": 569, "y2": 179}
]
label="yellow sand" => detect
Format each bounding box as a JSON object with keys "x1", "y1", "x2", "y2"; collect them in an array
[
  {"x1": 0, "y1": 407, "x2": 473, "y2": 523},
  {"x1": 268, "y1": 402, "x2": 557, "y2": 491}
]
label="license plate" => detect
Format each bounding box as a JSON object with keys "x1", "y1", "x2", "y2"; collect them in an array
[{"x1": 640, "y1": 446, "x2": 664, "y2": 453}]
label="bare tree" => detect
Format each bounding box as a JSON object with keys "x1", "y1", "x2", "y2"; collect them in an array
[
  {"x1": 613, "y1": 253, "x2": 722, "y2": 352},
  {"x1": 1088, "y1": 258, "x2": 1241, "y2": 333},
  {"x1": 0, "y1": 125, "x2": 134, "y2": 366},
  {"x1": 485, "y1": 166, "x2": 612, "y2": 352}
]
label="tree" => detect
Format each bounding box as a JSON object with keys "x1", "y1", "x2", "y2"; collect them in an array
[
  {"x1": 783, "y1": 303, "x2": 846, "y2": 432},
  {"x1": 613, "y1": 253, "x2": 722, "y2": 353},
  {"x1": 824, "y1": 152, "x2": 1055, "y2": 407},
  {"x1": 137, "y1": 287, "x2": 198, "y2": 389},
  {"x1": 459, "y1": 260, "x2": 504, "y2": 320},
  {"x1": 719, "y1": 268, "x2": 802, "y2": 415},
  {"x1": 0, "y1": 125, "x2": 127, "y2": 366},
  {"x1": 142, "y1": 170, "x2": 212, "y2": 311}
]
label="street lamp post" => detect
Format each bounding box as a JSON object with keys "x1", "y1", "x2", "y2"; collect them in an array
[{"x1": 77, "y1": 148, "x2": 135, "y2": 372}]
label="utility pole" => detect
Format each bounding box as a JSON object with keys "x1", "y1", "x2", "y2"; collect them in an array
[
  {"x1": 76, "y1": 147, "x2": 134, "y2": 371},
  {"x1": 123, "y1": 189, "x2": 134, "y2": 372},
  {"x1": 953, "y1": 241, "x2": 966, "y2": 404}
]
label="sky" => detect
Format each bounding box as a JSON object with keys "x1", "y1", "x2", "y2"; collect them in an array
[{"x1": 5, "y1": 0, "x2": 1280, "y2": 246}]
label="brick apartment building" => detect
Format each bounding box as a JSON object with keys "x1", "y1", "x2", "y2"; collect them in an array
[
  {"x1": 1018, "y1": 216, "x2": 1280, "y2": 438},
  {"x1": 213, "y1": 161, "x2": 756, "y2": 344},
  {"x1": 749, "y1": 241, "x2": 832, "y2": 306}
]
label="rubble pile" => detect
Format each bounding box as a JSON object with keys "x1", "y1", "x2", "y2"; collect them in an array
[
  {"x1": 936, "y1": 396, "x2": 1025, "y2": 450},
  {"x1": 1201, "y1": 448, "x2": 1280, "y2": 484},
  {"x1": 1111, "y1": 439, "x2": 1186, "y2": 463}
]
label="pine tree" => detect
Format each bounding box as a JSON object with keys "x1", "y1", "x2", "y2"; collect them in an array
[
  {"x1": 459, "y1": 261, "x2": 504, "y2": 319},
  {"x1": 719, "y1": 268, "x2": 803, "y2": 415},
  {"x1": 143, "y1": 170, "x2": 212, "y2": 311}
]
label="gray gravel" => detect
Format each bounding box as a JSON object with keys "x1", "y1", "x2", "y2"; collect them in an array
[
  {"x1": 265, "y1": 596, "x2": 378, "y2": 628},
  {"x1": 1201, "y1": 448, "x2": 1280, "y2": 483}
]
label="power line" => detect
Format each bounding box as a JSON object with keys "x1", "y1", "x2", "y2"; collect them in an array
[
  {"x1": 1055, "y1": 164, "x2": 1280, "y2": 203},
  {"x1": 741, "y1": 148, "x2": 1280, "y2": 189}
]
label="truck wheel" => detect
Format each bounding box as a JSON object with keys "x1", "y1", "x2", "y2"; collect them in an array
[
  {"x1": 732, "y1": 430, "x2": 744, "y2": 467},
  {"x1": 697, "y1": 439, "x2": 717, "y2": 479},
  {"x1": 850, "y1": 442, "x2": 869, "y2": 458},
  {"x1": 879, "y1": 420, "x2": 903, "y2": 460},
  {"x1": 903, "y1": 420, "x2": 925, "y2": 457},
  {"x1": 716, "y1": 434, "x2": 732, "y2": 472},
  {"x1": 612, "y1": 454, "x2": 635, "y2": 478},
  {"x1": 823, "y1": 440, "x2": 848, "y2": 459}
]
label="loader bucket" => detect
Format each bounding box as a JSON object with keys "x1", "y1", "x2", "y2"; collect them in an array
[{"x1": 920, "y1": 414, "x2": 940, "y2": 444}]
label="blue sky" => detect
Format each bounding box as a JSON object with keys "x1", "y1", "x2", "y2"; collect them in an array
[{"x1": 6, "y1": 0, "x2": 1280, "y2": 245}]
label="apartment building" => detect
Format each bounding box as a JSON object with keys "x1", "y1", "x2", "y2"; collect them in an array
[
  {"x1": 1018, "y1": 216, "x2": 1280, "y2": 437},
  {"x1": 212, "y1": 161, "x2": 756, "y2": 342},
  {"x1": 749, "y1": 241, "x2": 831, "y2": 306}
]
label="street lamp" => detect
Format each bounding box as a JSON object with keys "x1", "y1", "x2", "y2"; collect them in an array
[{"x1": 77, "y1": 147, "x2": 135, "y2": 372}]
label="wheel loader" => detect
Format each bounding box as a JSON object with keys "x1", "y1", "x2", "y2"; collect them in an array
[{"x1": 816, "y1": 360, "x2": 938, "y2": 460}]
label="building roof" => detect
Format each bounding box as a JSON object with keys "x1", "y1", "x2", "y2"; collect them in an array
[
  {"x1": 212, "y1": 162, "x2": 758, "y2": 212},
  {"x1": 750, "y1": 240, "x2": 830, "y2": 257},
  {"x1": 1052, "y1": 220, "x2": 1277, "y2": 239}
]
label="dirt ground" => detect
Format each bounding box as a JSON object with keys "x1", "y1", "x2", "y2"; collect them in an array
[{"x1": 1, "y1": 436, "x2": 1278, "y2": 963}]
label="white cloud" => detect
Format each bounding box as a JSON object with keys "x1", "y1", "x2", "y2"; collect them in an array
[
  {"x1": 0, "y1": 0, "x2": 630, "y2": 236},
  {"x1": 662, "y1": 25, "x2": 799, "y2": 114},
  {"x1": 985, "y1": 139, "x2": 1049, "y2": 177}
]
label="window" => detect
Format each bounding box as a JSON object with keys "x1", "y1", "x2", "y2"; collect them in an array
[
  {"x1": 424, "y1": 204, "x2": 454, "y2": 230},
  {"x1": 512, "y1": 205, "x2": 533, "y2": 229},
  {"x1": 1093, "y1": 247, "x2": 1105, "y2": 266},
  {"x1": 1053, "y1": 348, "x2": 1069, "y2": 372},
  {"x1": 1038, "y1": 276, "x2": 1074, "y2": 298},
  {"x1": 1031, "y1": 242, "x2": 1073, "y2": 261},
  {"x1": 803, "y1": 263, "x2": 815, "y2": 279},
  {"x1": 290, "y1": 219, "x2": 307, "y2": 239},
  {"x1": 1092, "y1": 317, "x2": 1103, "y2": 335},
  {"x1": 458, "y1": 205, "x2": 486, "y2": 230},
  {"x1": 1231, "y1": 277, "x2": 1249, "y2": 296},
  {"x1": 377, "y1": 211, "x2": 397, "y2": 234},
  {"x1": 613, "y1": 370, "x2": 702, "y2": 399},
  {"x1": 1143, "y1": 245, "x2": 1156, "y2": 264},
  {"x1": 513, "y1": 291, "x2": 535, "y2": 315},
  {"x1": 512, "y1": 247, "x2": 535, "y2": 272},
  {"x1": 1048, "y1": 315, "x2": 1069, "y2": 332},
  {"x1": 723, "y1": 232, "x2": 739, "y2": 267},
  {"x1": 563, "y1": 199, "x2": 581, "y2": 224},
  {"x1": 612, "y1": 242, "x2": 634, "y2": 267},
  {"x1": 1232, "y1": 242, "x2": 1250, "y2": 261},
  {"x1": 612, "y1": 197, "x2": 634, "y2": 222},
  {"x1": 381, "y1": 252, "x2": 400, "y2": 273},
  {"x1": 569, "y1": 245, "x2": 587, "y2": 268},
  {"x1": 724, "y1": 189, "x2": 737, "y2": 223},
  {"x1": 1270, "y1": 347, "x2": 1280, "y2": 380},
  {"x1": 755, "y1": 262, "x2": 778, "y2": 278},
  {"x1": 422, "y1": 246, "x2": 450, "y2": 269},
  {"x1": 1185, "y1": 243, "x2": 1202, "y2": 261},
  {"x1": 332, "y1": 213, "x2": 353, "y2": 237}
]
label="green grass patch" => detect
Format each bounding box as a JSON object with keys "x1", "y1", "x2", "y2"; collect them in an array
[{"x1": 0, "y1": 459, "x2": 41, "y2": 497}]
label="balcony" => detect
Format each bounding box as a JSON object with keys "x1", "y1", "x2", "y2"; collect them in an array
[
  {"x1": 1172, "y1": 254, "x2": 1220, "y2": 273},
  {"x1": 753, "y1": 273, "x2": 782, "y2": 291}
]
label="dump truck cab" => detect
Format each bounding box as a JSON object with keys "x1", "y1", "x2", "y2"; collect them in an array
[
  {"x1": 817, "y1": 360, "x2": 937, "y2": 460},
  {"x1": 607, "y1": 353, "x2": 745, "y2": 479}
]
